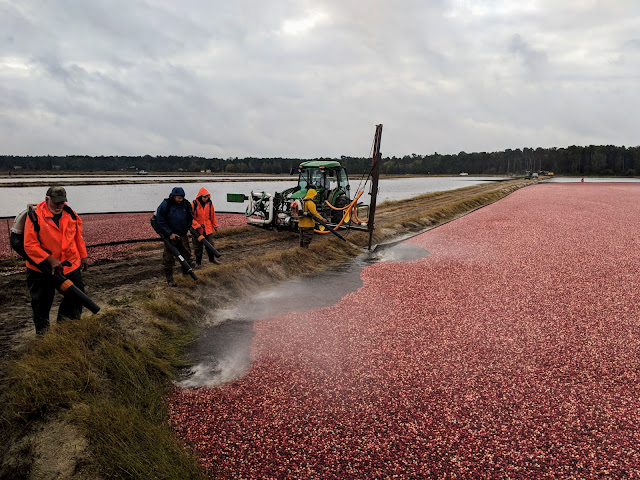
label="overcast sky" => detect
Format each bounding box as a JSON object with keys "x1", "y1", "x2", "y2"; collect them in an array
[{"x1": 2, "y1": 1, "x2": 639, "y2": 159}]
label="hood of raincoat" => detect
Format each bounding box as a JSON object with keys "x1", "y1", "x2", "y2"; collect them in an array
[
  {"x1": 196, "y1": 187, "x2": 210, "y2": 199},
  {"x1": 304, "y1": 188, "x2": 317, "y2": 200}
]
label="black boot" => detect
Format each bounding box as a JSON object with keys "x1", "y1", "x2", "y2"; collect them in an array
[
  {"x1": 165, "y1": 271, "x2": 177, "y2": 287},
  {"x1": 195, "y1": 254, "x2": 202, "y2": 268}
]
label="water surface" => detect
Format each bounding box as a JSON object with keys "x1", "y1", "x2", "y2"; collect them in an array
[{"x1": 0, "y1": 176, "x2": 505, "y2": 217}]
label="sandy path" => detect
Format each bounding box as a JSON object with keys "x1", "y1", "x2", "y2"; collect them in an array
[{"x1": 170, "y1": 183, "x2": 640, "y2": 479}]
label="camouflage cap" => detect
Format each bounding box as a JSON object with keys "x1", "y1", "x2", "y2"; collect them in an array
[{"x1": 46, "y1": 186, "x2": 67, "y2": 203}]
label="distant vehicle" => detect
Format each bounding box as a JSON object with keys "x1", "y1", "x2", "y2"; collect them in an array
[
  {"x1": 137, "y1": 170, "x2": 148, "y2": 175},
  {"x1": 524, "y1": 170, "x2": 532, "y2": 179},
  {"x1": 532, "y1": 172, "x2": 539, "y2": 178},
  {"x1": 459, "y1": 172, "x2": 469, "y2": 176}
]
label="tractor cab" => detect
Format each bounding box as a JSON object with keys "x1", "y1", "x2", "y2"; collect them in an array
[
  {"x1": 291, "y1": 161, "x2": 349, "y2": 202},
  {"x1": 229, "y1": 159, "x2": 356, "y2": 229},
  {"x1": 290, "y1": 161, "x2": 351, "y2": 222}
]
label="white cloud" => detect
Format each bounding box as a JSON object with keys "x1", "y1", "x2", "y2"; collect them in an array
[
  {"x1": 1, "y1": 0, "x2": 640, "y2": 158},
  {"x1": 279, "y1": 10, "x2": 329, "y2": 36}
]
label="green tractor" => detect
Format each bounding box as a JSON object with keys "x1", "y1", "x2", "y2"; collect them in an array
[{"x1": 228, "y1": 160, "x2": 358, "y2": 230}]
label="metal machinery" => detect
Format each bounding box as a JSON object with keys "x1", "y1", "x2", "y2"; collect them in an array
[
  {"x1": 229, "y1": 160, "x2": 358, "y2": 228},
  {"x1": 227, "y1": 125, "x2": 383, "y2": 248}
]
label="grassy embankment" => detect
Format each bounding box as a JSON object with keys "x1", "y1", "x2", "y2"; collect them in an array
[{"x1": 0, "y1": 179, "x2": 533, "y2": 479}]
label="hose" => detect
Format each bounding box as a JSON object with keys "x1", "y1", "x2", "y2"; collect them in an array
[{"x1": 315, "y1": 191, "x2": 365, "y2": 234}]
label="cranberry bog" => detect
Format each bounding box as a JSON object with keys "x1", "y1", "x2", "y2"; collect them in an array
[{"x1": 170, "y1": 182, "x2": 640, "y2": 479}]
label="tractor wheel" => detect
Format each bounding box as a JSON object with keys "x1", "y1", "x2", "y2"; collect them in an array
[{"x1": 331, "y1": 195, "x2": 348, "y2": 224}]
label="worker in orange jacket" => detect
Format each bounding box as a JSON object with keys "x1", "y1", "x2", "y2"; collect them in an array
[
  {"x1": 23, "y1": 186, "x2": 89, "y2": 334},
  {"x1": 191, "y1": 187, "x2": 220, "y2": 266}
]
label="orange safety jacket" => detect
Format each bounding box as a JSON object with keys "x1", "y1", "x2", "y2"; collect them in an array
[
  {"x1": 191, "y1": 187, "x2": 219, "y2": 235},
  {"x1": 24, "y1": 201, "x2": 87, "y2": 275}
]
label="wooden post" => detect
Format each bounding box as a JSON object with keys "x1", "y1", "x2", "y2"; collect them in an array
[{"x1": 367, "y1": 124, "x2": 383, "y2": 250}]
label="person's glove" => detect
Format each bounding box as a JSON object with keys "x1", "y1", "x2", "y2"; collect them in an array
[{"x1": 46, "y1": 256, "x2": 63, "y2": 272}]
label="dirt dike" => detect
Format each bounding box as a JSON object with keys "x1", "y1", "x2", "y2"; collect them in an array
[{"x1": 0, "y1": 179, "x2": 533, "y2": 479}]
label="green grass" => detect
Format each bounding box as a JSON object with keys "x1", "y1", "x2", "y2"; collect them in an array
[{"x1": 1, "y1": 309, "x2": 205, "y2": 479}]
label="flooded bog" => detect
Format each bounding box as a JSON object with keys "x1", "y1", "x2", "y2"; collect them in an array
[{"x1": 177, "y1": 241, "x2": 429, "y2": 387}]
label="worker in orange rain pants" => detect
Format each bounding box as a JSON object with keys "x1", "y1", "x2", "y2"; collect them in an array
[
  {"x1": 191, "y1": 187, "x2": 221, "y2": 267},
  {"x1": 23, "y1": 186, "x2": 89, "y2": 335},
  {"x1": 299, "y1": 188, "x2": 328, "y2": 248}
]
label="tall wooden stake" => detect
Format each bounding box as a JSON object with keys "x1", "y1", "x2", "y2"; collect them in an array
[{"x1": 368, "y1": 124, "x2": 383, "y2": 250}]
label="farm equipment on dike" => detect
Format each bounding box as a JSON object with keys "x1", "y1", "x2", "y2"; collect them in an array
[{"x1": 227, "y1": 125, "x2": 383, "y2": 249}]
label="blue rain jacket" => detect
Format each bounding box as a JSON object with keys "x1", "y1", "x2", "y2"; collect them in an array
[{"x1": 155, "y1": 197, "x2": 194, "y2": 237}]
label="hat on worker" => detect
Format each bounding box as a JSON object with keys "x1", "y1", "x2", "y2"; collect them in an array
[
  {"x1": 46, "y1": 186, "x2": 67, "y2": 203},
  {"x1": 170, "y1": 187, "x2": 186, "y2": 197}
]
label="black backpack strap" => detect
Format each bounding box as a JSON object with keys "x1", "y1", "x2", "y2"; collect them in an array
[
  {"x1": 24, "y1": 206, "x2": 51, "y2": 266},
  {"x1": 27, "y1": 206, "x2": 40, "y2": 233},
  {"x1": 63, "y1": 204, "x2": 77, "y2": 220}
]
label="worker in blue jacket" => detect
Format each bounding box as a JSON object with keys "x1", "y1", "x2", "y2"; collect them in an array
[{"x1": 156, "y1": 187, "x2": 195, "y2": 286}]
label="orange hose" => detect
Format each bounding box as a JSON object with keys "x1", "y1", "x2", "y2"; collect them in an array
[
  {"x1": 314, "y1": 191, "x2": 365, "y2": 234},
  {"x1": 352, "y1": 207, "x2": 365, "y2": 224}
]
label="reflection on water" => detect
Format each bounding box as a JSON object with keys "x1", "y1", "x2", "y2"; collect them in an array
[
  {"x1": 0, "y1": 176, "x2": 505, "y2": 217},
  {"x1": 177, "y1": 241, "x2": 429, "y2": 388}
]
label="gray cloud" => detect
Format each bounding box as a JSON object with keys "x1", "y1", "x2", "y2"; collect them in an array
[
  {"x1": 1, "y1": 0, "x2": 640, "y2": 158},
  {"x1": 508, "y1": 34, "x2": 548, "y2": 77}
]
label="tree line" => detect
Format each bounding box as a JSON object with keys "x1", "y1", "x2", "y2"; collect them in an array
[{"x1": 2, "y1": 144, "x2": 639, "y2": 176}]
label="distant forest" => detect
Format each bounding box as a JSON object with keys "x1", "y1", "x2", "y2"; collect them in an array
[{"x1": 2, "y1": 144, "x2": 639, "y2": 176}]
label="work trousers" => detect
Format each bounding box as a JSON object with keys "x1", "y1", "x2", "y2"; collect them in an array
[
  {"x1": 162, "y1": 235, "x2": 194, "y2": 278},
  {"x1": 26, "y1": 267, "x2": 85, "y2": 335},
  {"x1": 192, "y1": 232, "x2": 216, "y2": 263},
  {"x1": 299, "y1": 227, "x2": 314, "y2": 248}
]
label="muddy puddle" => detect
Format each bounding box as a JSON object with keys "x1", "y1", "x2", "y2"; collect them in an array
[{"x1": 177, "y1": 241, "x2": 429, "y2": 388}]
